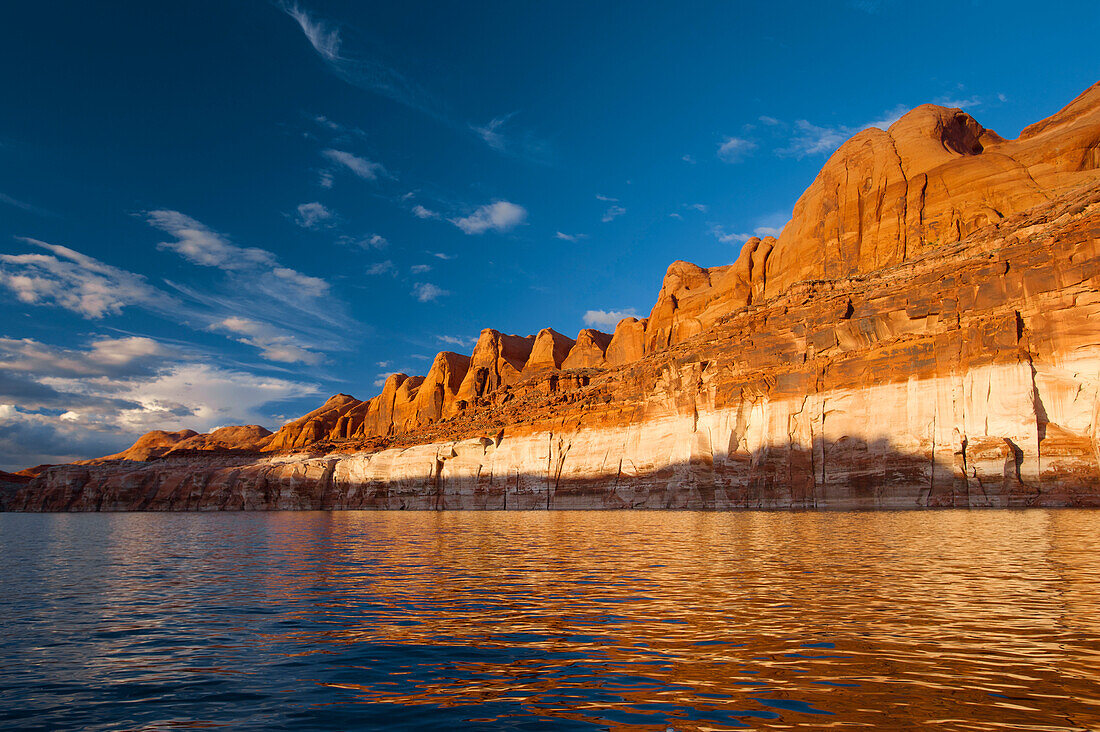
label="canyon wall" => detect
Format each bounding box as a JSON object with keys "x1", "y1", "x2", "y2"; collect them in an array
[{"x1": 9, "y1": 81, "x2": 1100, "y2": 511}]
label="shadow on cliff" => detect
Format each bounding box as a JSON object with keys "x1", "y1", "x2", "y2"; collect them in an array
[{"x1": 6, "y1": 435, "x2": 1098, "y2": 512}]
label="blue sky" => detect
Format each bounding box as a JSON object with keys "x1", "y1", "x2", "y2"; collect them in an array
[{"x1": 0, "y1": 0, "x2": 1096, "y2": 469}]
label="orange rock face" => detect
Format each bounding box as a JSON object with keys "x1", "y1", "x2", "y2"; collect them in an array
[
  {"x1": 525, "y1": 328, "x2": 577, "y2": 372},
  {"x1": 454, "y1": 329, "x2": 535, "y2": 406},
  {"x1": 14, "y1": 80, "x2": 1100, "y2": 511},
  {"x1": 764, "y1": 82, "x2": 1100, "y2": 297},
  {"x1": 605, "y1": 317, "x2": 648, "y2": 367},
  {"x1": 561, "y1": 329, "x2": 613, "y2": 369}
]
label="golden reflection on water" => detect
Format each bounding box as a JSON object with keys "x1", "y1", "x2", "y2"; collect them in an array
[
  {"x1": 5, "y1": 510, "x2": 1100, "y2": 730},
  {"x1": 253, "y1": 511, "x2": 1100, "y2": 729}
]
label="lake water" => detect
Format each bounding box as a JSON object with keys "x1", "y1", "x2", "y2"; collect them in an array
[{"x1": 2, "y1": 510, "x2": 1099, "y2": 731}]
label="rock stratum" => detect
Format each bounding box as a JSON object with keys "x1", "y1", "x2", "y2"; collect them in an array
[{"x1": 8, "y1": 81, "x2": 1100, "y2": 511}]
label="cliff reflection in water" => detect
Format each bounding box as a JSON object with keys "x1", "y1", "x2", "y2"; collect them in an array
[{"x1": 2, "y1": 510, "x2": 1100, "y2": 730}]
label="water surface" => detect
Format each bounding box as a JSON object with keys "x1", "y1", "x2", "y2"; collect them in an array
[{"x1": 2, "y1": 510, "x2": 1099, "y2": 730}]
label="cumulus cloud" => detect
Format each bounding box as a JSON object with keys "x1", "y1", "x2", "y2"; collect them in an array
[
  {"x1": 211, "y1": 316, "x2": 323, "y2": 365},
  {"x1": 0, "y1": 333, "x2": 320, "y2": 470},
  {"x1": 430, "y1": 251, "x2": 455, "y2": 260},
  {"x1": 294, "y1": 201, "x2": 334, "y2": 229},
  {"x1": 412, "y1": 204, "x2": 440, "y2": 219},
  {"x1": 717, "y1": 136, "x2": 756, "y2": 163},
  {"x1": 452, "y1": 201, "x2": 527, "y2": 235},
  {"x1": 412, "y1": 282, "x2": 447, "y2": 302},
  {"x1": 344, "y1": 233, "x2": 387, "y2": 250},
  {"x1": 322, "y1": 148, "x2": 386, "y2": 180},
  {"x1": 0, "y1": 237, "x2": 170, "y2": 319},
  {"x1": 582, "y1": 308, "x2": 637, "y2": 329},
  {"x1": 410, "y1": 264, "x2": 431, "y2": 274},
  {"x1": 601, "y1": 205, "x2": 626, "y2": 223}
]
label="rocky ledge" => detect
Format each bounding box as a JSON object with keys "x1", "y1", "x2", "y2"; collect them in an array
[{"x1": 8, "y1": 81, "x2": 1100, "y2": 511}]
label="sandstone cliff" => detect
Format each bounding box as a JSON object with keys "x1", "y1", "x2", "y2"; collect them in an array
[{"x1": 11, "y1": 81, "x2": 1100, "y2": 510}]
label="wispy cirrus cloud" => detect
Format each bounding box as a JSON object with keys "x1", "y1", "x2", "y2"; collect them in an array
[
  {"x1": 601, "y1": 205, "x2": 626, "y2": 223},
  {"x1": 322, "y1": 148, "x2": 386, "y2": 180},
  {"x1": 210, "y1": 316, "x2": 323, "y2": 365},
  {"x1": 281, "y1": 2, "x2": 439, "y2": 118},
  {"x1": 0, "y1": 237, "x2": 172, "y2": 318}
]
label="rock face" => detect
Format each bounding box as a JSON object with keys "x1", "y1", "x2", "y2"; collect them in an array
[
  {"x1": 562, "y1": 329, "x2": 613, "y2": 370},
  {"x1": 11, "y1": 81, "x2": 1100, "y2": 511},
  {"x1": 764, "y1": 82, "x2": 1100, "y2": 297}
]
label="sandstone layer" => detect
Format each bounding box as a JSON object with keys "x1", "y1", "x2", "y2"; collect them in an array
[{"x1": 10, "y1": 82, "x2": 1100, "y2": 511}]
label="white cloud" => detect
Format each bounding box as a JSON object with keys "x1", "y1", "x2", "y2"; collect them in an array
[
  {"x1": 775, "y1": 104, "x2": 909, "y2": 159},
  {"x1": 373, "y1": 372, "x2": 398, "y2": 387},
  {"x1": 412, "y1": 282, "x2": 447, "y2": 302},
  {"x1": 754, "y1": 225, "x2": 782, "y2": 237},
  {"x1": 0, "y1": 336, "x2": 172, "y2": 378},
  {"x1": 555, "y1": 232, "x2": 588, "y2": 242},
  {"x1": 864, "y1": 104, "x2": 910, "y2": 130},
  {"x1": 318, "y1": 170, "x2": 334, "y2": 188},
  {"x1": 211, "y1": 316, "x2": 323, "y2": 365},
  {"x1": 710, "y1": 225, "x2": 752, "y2": 244},
  {"x1": 669, "y1": 213, "x2": 683, "y2": 220},
  {"x1": 932, "y1": 95, "x2": 982, "y2": 110},
  {"x1": 595, "y1": 194, "x2": 618, "y2": 202},
  {"x1": 0, "y1": 335, "x2": 321, "y2": 470},
  {"x1": 280, "y1": 3, "x2": 435, "y2": 118},
  {"x1": 270, "y1": 267, "x2": 329, "y2": 298},
  {"x1": 758, "y1": 115, "x2": 780, "y2": 126},
  {"x1": 436, "y1": 334, "x2": 477, "y2": 348},
  {"x1": 717, "y1": 136, "x2": 756, "y2": 163},
  {"x1": 367, "y1": 260, "x2": 396, "y2": 276},
  {"x1": 472, "y1": 113, "x2": 516, "y2": 152},
  {"x1": 689, "y1": 203, "x2": 708, "y2": 212},
  {"x1": 452, "y1": 201, "x2": 527, "y2": 235},
  {"x1": 295, "y1": 201, "x2": 334, "y2": 229},
  {"x1": 410, "y1": 264, "x2": 431, "y2": 274},
  {"x1": 681, "y1": 154, "x2": 696, "y2": 164},
  {"x1": 430, "y1": 251, "x2": 455, "y2": 260},
  {"x1": 283, "y1": 3, "x2": 341, "y2": 61},
  {"x1": 412, "y1": 204, "x2": 440, "y2": 219},
  {"x1": 376, "y1": 360, "x2": 392, "y2": 368},
  {"x1": 0, "y1": 237, "x2": 169, "y2": 319},
  {"x1": 322, "y1": 148, "x2": 386, "y2": 180},
  {"x1": 582, "y1": 308, "x2": 637, "y2": 330},
  {"x1": 346, "y1": 233, "x2": 387, "y2": 250},
  {"x1": 146, "y1": 209, "x2": 275, "y2": 269},
  {"x1": 601, "y1": 205, "x2": 626, "y2": 223}
]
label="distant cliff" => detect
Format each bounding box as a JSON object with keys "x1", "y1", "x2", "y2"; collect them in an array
[{"x1": 11, "y1": 81, "x2": 1100, "y2": 510}]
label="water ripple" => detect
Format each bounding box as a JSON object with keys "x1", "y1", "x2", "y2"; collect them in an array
[{"x1": 1, "y1": 510, "x2": 1099, "y2": 730}]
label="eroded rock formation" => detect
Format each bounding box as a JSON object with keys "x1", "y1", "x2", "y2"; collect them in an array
[{"x1": 11, "y1": 81, "x2": 1100, "y2": 510}]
